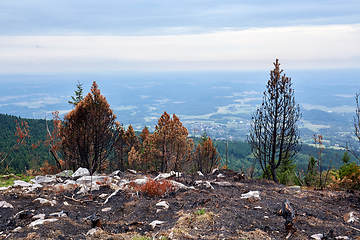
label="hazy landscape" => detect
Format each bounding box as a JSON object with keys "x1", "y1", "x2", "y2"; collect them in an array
[{"x1": 1, "y1": 69, "x2": 359, "y2": 147}]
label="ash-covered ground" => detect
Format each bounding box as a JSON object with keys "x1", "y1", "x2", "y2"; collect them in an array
[{"x1": 0, "y1": 169, "x2": 359, "y2": 240}]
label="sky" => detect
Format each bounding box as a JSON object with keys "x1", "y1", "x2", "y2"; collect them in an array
[{"x1": 0, "y1": 0, "x2": 359, "y2": 73}]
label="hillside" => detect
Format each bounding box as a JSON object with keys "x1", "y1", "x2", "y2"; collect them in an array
[
  {"x1": 0, "y1": 169, "x2": 359, "y2": 239},
  {"x1": 0, "y1": 113, "x2": 358, "y2": 174}
]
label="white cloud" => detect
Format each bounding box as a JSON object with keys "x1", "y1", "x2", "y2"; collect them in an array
[
  {"x1": 0, "y1": 24, "x2": 359, "y2": 73},
  {"x1": 113, "y1": 105, "x2": 137, "y2": 111}
]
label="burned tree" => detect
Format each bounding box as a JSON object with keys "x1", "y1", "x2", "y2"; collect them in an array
[
  {"x1": 61, "y1": 81, "x2": 118, "y2": 174},
  {"x1": 248, "y1": 59, "x2": 301, "y2": 183}
]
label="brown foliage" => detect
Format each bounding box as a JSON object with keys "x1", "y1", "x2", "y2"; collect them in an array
[
  {"x1": 194, "y1": 135, "x2": 220, "y2": 174},
  {"x1": 132, "y1": 179, "x2": 175, "y2": 197},
  {"x1": 152, "y1": 112, "x2": 193, "y2": 172},
  {"x1": 61, "y1": 81, "x2": 118, "y2": 174}
]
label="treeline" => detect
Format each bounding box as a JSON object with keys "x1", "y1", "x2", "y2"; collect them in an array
[{"x1": 0, "y1": 112, "x2": 357, "y2": 175}]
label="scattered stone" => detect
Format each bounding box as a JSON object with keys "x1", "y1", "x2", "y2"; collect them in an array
[
  {"x1": 56, "y1": 170, "x2": 74, "y2": 178},
  {"x1": 33, "y1": 198, "x2": 57, "y2": 206},
  {"x1": 197, "y1": 171, "x2": 204, "y2": 177},
  {"x1": 12, "y1": 226, "x2": 22, "y2": 232},
  {"x1": 217, "y1": 173, "x2": 225, "y2": 178},
  {"x1": 110, "y1": 170, "x2": 123, "y2": 177},
  {"x1": 344, "y1": 211, "x2": 358, "y2": 223},
  {"x1": 154, "y1": 171, "x2": 182, "y2": 180},
  {"x1": 15, "y1": 210, "x2": 34, "y2": 219},
  {"x1": 0, "y1": 200, "x2": 14, "y2": 209},
  {"x1": 72, "y1": 167, "x2": 90, "y2": 178},
  {"x1": 149, "y1": 220, "x2": 165, "y2": 229},
  {"x1": 31, "y1": 175, "x2": 56, "y2": 184},
  {"x1": 311, "y1": 233, "x2": 323, "y2": 240},
  {"x1": 254, "y1": 206, "x2": 263, "y2": 209},
  {"x1": 335, "y1": 236, "x2": 349, "y2": 239},
  {"x1": 127, "y1": 169, "x2": 137, "y2": 174},
  {"x1": 13, "y1": 180, "x2": 32, "y2": 187},
  {"x1": 63, "y1": 201, "x2": 69, "y2": 206},
  {"x1": 49, "y1": 210, "x2": 67, "y2": 217},
  {"x1": 101, "y1": 207, "x2": 112, "y2": 212},
  {"x1": 103, "y1": 189, "x2": 120, "y2": 205},
  {"x1": 241, "y1": 191, "x2": 260, "y2": 200},
  {"x1": 99, "y1": 193, "x2": 108, "y2": 199},
  {"x1": 195, "y1": 180, "x2": 214, "y2": 189},
  {"x1": 32, "y1": 214, "x2": 45, "y2": 220},
  {"x1": 86, "y1": 227, "x2": 102, "y2": 236},
  {"x1": 156, "y1": 201, "x2": 169, "y2": 209},
  {"x1": 211, "y1": 168, "x2": 219, "y2": 175},
  {"x1": 28, "y1": 218, "x2": 58, "y2": 228},
  {"x1": 264, "y1": 216, "x2": 269, "y2": 220},
  {"x1": 213, "y1": 181, "x2": 232, "y2": 187},
  {"x1": 0, "y1": 186, "x2": 9, "y2": 191}
]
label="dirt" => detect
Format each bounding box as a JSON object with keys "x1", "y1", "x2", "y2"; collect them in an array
[{"x1": 0, "y1": 170, "x2": 360, "y2": 240}]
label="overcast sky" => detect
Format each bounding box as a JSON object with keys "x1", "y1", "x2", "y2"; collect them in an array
[{"x1": 0, "y1": 0, "x2": 359, "y2": 73}]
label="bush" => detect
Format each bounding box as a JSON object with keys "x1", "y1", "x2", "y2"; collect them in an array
[{"x1": 132, "y1": 179, "x2": 175, "y2": 197}]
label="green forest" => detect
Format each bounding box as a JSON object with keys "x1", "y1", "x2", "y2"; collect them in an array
[{"x1": 0, "y1": 112, "x2": 357, "y2": 175}]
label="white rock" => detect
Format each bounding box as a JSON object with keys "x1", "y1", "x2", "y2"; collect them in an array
[
  {"x1": 86, "y1": 227, "x2": 101, "y2": 236},
  {"x1": 99, "y1": 194, "x2": 108, "y2": 199},
  {"x1": 76, "y1": 183, "x2": 100, "y2": 194},
  {"x1": 12, "y1": 227, "x2": 22, "y2": 232},
  {"x1": 132, "y1": 178, "x2": 148, "y2": 185},
  {"x1": 49, "y1": 211, "x2": 67, "y2": 217},
  {"x1": 335, "y1": 236, "x2": 349, "y2": 240},
  {"x1": 29, "y1": 218, "x2": 58, "y2": 228},
  {"x1": 31, "y1": 175, "x2": 56, "y2": 184},
  {"x1": 170, "y1": 180, "x2": 190, "y2": 190},
  {"x1": 211, "y1": 168, "x2": 219, "y2": 174},
  {"x1": 156, "y1": 201, "x2": 169, "y2": 209},
  {"x1": 264, "y1": 216, "x2": 269, "y2": 220},
  {"x1": 149, "y1": 220, "x2": 165, "y2": 229},
  {"x1": 32, "y1": 214, "x2": 45, "y2": 220},
  {"x1": 214, "y1": 181, "x2": 232, "y2": 186},
  {"x1": 0, "y1": 186, "x2": 9, "y2": 191},
  {"x1": 101, "y1": 207, "x2": 112, "y2": 212},
  {"x1": 197, "y1": 171, "x2": 204, "y2": 177},
  {"x1": 76, "y1": 175, "x2": 112, "y2": 185},
  {"x1": 241, "y1": 191, "x2": 260, "y2": 200},
  {"x1": 72, "y1": 167, "x2": 90, "y2": 178},
  {"x1": 344, "y1": 211, "x2": 358, "y2": 223},
  {"x1": 0, "y1": 201, "x2": 13, "y2": 209},
  {"x1": 254, "y1": 206, "x2": 263, "y2": 209},
  {"x1": 63, "y1": 201, "x2": 69, "y2": 206},
  {"x1": 127, "y1": 169, "x2": 137, "y2": 174},
  {"x1": 311, "y1": 233, "x2": 323, "y2": 240},
  {"x1": 103, "y1": 189, "x2": 120, "y2": 205},
  {"x1": 195, "y1": 180, "x2": 214, "y2": 189},
  {"x1": 154, "y1": 172, "x2": 175, "y2": 181},
  {"x1": 33, "y1": 198, "x2": 57, "y2": 206},
  {"x1": 217, "y1": 173, "x2": 225, "y2": 178},
  {"x1": 56, "y1": 170, "x2": 74, "y2": 178},
  {"x1": 13, "y1": 180, "x2": 32, "y2": 187}
]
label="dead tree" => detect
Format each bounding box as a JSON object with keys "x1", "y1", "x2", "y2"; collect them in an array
[{"x1": 248, "y1": 59, "x2": 301, "y2": 183}]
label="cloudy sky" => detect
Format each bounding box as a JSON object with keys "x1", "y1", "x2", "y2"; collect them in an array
[{"x1": 0, "y1": 0, "x2": 359, "y2": 73}]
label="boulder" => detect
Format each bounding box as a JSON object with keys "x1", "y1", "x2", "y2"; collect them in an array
[
  {"x1": 72, "y1": 168, "x2": 90, "y2": 178},
  {"x1": 56, "y1": 170, "x2": 74, "y2": 178},
  {"x1": 28, "y1": 218, "x2": 58, "y2": 228},
  {"x1": 31, "y1": 175, "x2": 56, "y2": 184},
  {"x1": 13, "y1": 180, "x2": 32, "y2": 187},
  {"x1": 0, "y1": 201, "x2": 14, "y2": 209},
  {"x1": 241, "y1": 191, "x2": 261, "y2": 200}
]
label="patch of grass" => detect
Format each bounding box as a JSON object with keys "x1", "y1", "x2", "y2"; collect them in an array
[
  {"x1": 159, "y1": 237, "x2": 169, "y2": 240},
  {"x1": 195, "y1": 208, "x2": 206, "y2": 216},
  {"x1": 0, "y1": 174, "x2": 33, "y2": 187}
]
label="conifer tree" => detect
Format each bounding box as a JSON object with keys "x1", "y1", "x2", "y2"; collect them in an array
[
  {"x1": 248, "y1": 59, "x2": 301, "y2": 183},
  {"x1": 61, "y1": 81, "x2": 118, "y2": 174}
]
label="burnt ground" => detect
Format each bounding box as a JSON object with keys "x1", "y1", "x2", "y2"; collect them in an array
[{"x1": 0, "y1": 170, "x2": 360, "y2": 240}]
